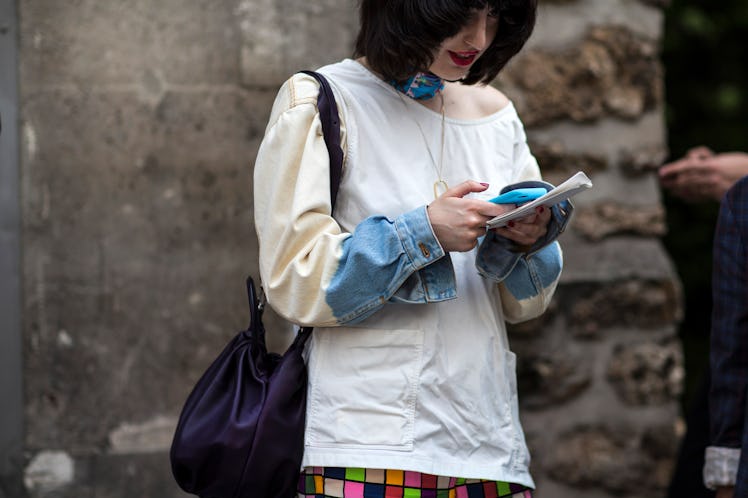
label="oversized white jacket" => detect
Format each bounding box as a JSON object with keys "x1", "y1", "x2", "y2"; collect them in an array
[{"x1": 253, "y1": 59, "x2": 568, "y2": 488}]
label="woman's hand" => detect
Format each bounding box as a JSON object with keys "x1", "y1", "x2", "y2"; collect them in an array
[
  {"x1": 427, "y1": 181, "x2": 552, "y2": 252},
  {"x1": 427, "y1": 181, "x2": 511, "y2": 252},
  {"x1": 493, "y1": 204, "x2": 551, "y2": 248}
]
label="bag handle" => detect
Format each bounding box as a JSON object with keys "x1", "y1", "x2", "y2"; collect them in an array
[
  {"x1": 251, "y1": 71, "x2": 344, "y2": 346},
  {"x1": 246, "y1": 276, "x2": 263, "y2": 330},
  {"x1": 298, "y1": 70, "x2": 344, "y2": 211}
]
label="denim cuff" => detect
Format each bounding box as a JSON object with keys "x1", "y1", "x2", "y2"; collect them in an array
[
  {"x1": 475, "y1": 231, "x2": 524, "y2": 282},
  {"x1": 390, "y1": 205, "x2": 456, "y2": 303},
  {"x1": 394, "y1": 205, "x2": 445, "y2": 270},
  {"x1": 476, "y1": 180, "x2": 573, "y2": 282}
]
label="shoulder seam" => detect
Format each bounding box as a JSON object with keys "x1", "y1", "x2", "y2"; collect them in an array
[
  {"x1": 288, "y1": 74, "x2": 320, "y2": 108},
  {"x1": 265, "y1": 75, "x2": 319, "y2": 130}
]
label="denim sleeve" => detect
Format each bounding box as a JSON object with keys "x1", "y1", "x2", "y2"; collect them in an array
[
  {"x1": 474, "y1": 181, "x2": 570, "y2": 323},
  {"x1": 475, "y1": 180, "x2": 572, "y2": 282},
  {"x1": 326, "y1": 205, "x2": 456, "y2": 324}
]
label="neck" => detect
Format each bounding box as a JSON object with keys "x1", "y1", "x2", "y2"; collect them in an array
[
  {"x1": 357, "y1": 57, "x2": 447, "y2": 110},
  {"x1": 389, "y1": 72, "x2": 444, "y2": 101}
]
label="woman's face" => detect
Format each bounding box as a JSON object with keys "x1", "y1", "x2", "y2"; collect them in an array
[{"x1": 428, "y1": 6, "x2": 499, "y2": 81}]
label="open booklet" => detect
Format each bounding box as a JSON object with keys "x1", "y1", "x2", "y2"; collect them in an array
[{"x1": 486, "y1": 171, "x2": 593, "y2": 228}]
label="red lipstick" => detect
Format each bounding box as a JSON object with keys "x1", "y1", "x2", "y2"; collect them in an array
[{"x1": 449, "y1": 50, "x2": 479, "y2": 67}]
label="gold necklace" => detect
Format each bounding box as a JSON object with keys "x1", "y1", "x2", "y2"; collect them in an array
[{"x1": 397, "y1": 91, "x2": 448, "y2": 199}]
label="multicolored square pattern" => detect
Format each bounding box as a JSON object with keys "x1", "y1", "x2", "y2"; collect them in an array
[{"x1": 298, "y1": 467, "x2": 532, "y2": 498}]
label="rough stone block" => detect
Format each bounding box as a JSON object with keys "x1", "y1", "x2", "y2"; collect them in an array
[
  {"x1": 500, "y1": 25, "x2": 663, "y2": 127},
  {"x1": 607, "y1": 338, "x2": 684, "y2": 405},
  {"x1": 560, "y1": 234, "x2": 676, "y2": 283},
  {"x1": 526, "y1": 112, "x2": 668, "y2": 207},
  {"x1": 516, "y1": 347, "x2": 593, "y2": 409},
  {"x1": 529, "y1": 140, "x2": 608, "y2": 178},
  {"x1": 546, "y1": 423, "x2": 677, "y2": 493},
  {"x1": 566, "y1": 279, "x2": 682, "y2": 337},
  {"x1": 618, "y1": 143, "x2": 669, "y2": 176},
  {"x1": 573, "y1": 202, "x2": 667, "y2": 241},
  {"x1": 527, "y1": 0, "x2": 664, "y2": 55}
]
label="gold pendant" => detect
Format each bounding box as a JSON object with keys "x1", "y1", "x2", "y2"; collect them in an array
[{"x1": 433, "y1": 180, "x2": 449, "y2": 199}]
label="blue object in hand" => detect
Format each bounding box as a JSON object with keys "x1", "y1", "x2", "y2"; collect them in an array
[{"x1": 489, "y1": 187, "x2": 547, "y2": 204}]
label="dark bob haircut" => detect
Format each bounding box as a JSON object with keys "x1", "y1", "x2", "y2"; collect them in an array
[{"x1": 354, "y1": 0, "x2": 537, "y2": 85}]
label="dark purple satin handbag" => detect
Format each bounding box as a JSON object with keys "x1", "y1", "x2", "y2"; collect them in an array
[{"x1": 170, "y1": 71, "x2": 343, "y2": 498}]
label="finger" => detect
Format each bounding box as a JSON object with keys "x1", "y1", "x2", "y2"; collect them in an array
[
  {"x1": 464, "y1": 212, "x2": 493, "y2": 230},
  {"x1": 512, "y1": 205, "x2": 550, "y2": 225},
  {"x1": 496, "y1": 225, "x2": 538, "y2": 246},
  {"x1": 512, "y1": 213, "x2": 538, "y2": 225},
  {"x1": 441, "y1": 180, "x2": 490, "y2": 199},
  {"x1": 659, "y1": 159, "x2": 694, "y2": 179},
  {"x1": 476, "y1": 201, "x2": 512, "y2": 218},
  {"x1": 506, "y1": 210, "x2": 548, "y2": 238},
  {"x1": 687, "y1": 146, "x2": 714, "y2": 159},
  {"x1": 537, "y1": 204, "x2": 552, "y2": 220},
  {"x1": 504, "y1": 219, "x2": 541, "y2": 236},
  {"x1": 674, "y1": 170, "x2": 713, "y2": 191},
  {"x1": 662, "y1": 160, "x2": 715, "y2": 181}
]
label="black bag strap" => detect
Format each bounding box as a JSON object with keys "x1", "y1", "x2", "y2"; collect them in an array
[
  {"x1": 298, "y1": 70, "x2": 344, "y2": 211},
  {"x1": 252, "y1": 70, "x2": 344, "y2": 346}
]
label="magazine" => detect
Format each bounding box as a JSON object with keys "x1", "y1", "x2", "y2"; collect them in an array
[{"x1": 486, "y1": 171, "x2": 593, "y2": 228}]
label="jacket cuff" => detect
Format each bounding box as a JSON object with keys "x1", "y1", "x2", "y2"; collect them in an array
[
  {"x1": 395, "y1": 205, "x2": 445, "y2": 269},
  {"x1": 390, "y1": 206, "x2": 456, "y2": 303},
  {"x1": 475, "y1": 179, "x2": 573, "y2": 282},
  {"x1": 534, "y1": 199, "x2": 573, "y2": 254},
  {"x1": 475, "y1": 230, "x2": 523, "y2": 282},
  {"x1": 704, "y1": 446, "x2": 740, "y2": 490}
]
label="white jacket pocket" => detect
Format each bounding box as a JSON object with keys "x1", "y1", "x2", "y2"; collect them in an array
[{"x1": 306, "y1": 327, "x2": 424, "y2": 450}]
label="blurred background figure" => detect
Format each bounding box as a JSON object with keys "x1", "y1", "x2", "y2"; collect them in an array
[
  {"x1": 661, "y1": 146, "x2": 748, "y2": 498},
  {"x1": 702, "y1": 175, "x2": 748, "y2": 498},
  {"x1": 659, "y1": 1, "x2": 748, "y2": 496}
]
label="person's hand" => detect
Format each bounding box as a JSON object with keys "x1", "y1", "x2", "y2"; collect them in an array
[
  {"x1": 715, "y1": 486, "x2": 734, "y2": 498},
  {"x1": 427, "y1": 181, "x2": 552, "y2": 252},
  {"x1": 493, "y1": 204, "x2": 551, "y2": 248},
  {"x1": 427, "y1": 181, "x2": 511, "y2": 252},
  {"x1": 659, "y1": 146, "x2": 748, "y2": 202}
]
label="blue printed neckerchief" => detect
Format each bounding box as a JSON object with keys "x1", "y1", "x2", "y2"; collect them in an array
[{"x1": 390, "y1": 72, "x2": 444, "y2": 100}]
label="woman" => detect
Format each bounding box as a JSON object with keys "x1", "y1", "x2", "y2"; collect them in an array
[{"x1": 254, "y1": 1, "x2": 570, "y2": 496}]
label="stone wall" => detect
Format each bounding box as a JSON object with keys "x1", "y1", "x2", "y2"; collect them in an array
[
  {"x1": 15, "y1": 1, "x2": 680, "y2": 497},
  {"x1": 500, "y1": 2, "x2": 683, "y2": 496}
]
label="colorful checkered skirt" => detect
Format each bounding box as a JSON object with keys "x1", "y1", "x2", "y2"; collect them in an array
[{"x1": 298, "y1": 467, "x2": 532, "y2": 498}]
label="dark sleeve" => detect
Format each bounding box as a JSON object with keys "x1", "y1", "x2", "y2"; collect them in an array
[{"x1": 710, "y1": 177, "x2": 748, "y2": 448}]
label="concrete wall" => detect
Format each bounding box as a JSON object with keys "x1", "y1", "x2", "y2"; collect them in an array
[
  {"x1": 12, "y1": 1, "x2": 680, "y2": 497},
  {"x1": 1, "y1": 0, "x2": 24, "y2": 497}
]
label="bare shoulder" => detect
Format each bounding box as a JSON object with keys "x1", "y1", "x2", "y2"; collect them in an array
[
  {"x1": 473, "y1": 84, "x2": 511, "y2": 114},
  {"x1": 445, "y1": 83, "x2": 511, "y2": 119}
]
